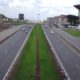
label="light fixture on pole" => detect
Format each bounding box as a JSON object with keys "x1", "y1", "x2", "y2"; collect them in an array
[{"x1": 38, "y1": 14, "x2": 40, "y2": 22}]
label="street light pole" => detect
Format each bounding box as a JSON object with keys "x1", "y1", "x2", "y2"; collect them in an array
[{"x1": 38, "y1": 14, "x2": 40, "y2": 23}]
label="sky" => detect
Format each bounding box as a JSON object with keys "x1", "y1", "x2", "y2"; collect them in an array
[{"x1": 0, "y1": 0, "x2": 80, "y2": 20}]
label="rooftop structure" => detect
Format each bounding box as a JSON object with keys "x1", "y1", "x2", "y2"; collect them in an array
[
  {"x1": 74, "y1": 4, "x2": 80, "y2": 23},
  {"x1": 74, "y1": 4, "x2": 80, "y2": 10}
]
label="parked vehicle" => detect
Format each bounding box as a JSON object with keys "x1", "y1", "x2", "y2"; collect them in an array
[
  {"x1": 22, "y1": 28, "x2": 26, "y2": 31},
  {"x1": 76, "y1": 25, "x2": 80, "y2": 30}
]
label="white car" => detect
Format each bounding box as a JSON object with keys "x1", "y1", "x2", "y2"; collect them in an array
[
  {"x1": 50, "y1": 30, "x2": 54, "y2": 33},
  {"x1": 76, "y1": 25, "x2": 80, "y2": 30},
  {"x1": 22, "y1": 28, "x2": 25, "y2": 31}
]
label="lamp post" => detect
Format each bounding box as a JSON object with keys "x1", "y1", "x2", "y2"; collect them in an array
[{"x1": 38, "y1": 14, "x2": 40, "y2": 23}]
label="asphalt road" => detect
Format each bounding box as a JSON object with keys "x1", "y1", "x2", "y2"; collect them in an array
[
  {"x1": 43, "y1": 24, "x2": 80, "y2": 80},
  {"x1": 0, "y1": 23, "x2": 33, "y2": 80}
]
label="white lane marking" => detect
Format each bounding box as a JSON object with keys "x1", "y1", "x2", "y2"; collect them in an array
[{"x1": 76, "y1": 65, "x2": 80, "y2": 70}]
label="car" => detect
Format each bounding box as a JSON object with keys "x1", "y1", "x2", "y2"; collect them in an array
[
  {"x1": 29, "y1": 26, "x2": 32, "y2": 28},
  {"x1": 76, "y1": 25, "x2": 80, "y2": 30},
  {"x1": 50, "y1": 30, "x2": 54, "y2": 33},
  {"x1": 22, "y1": 28, "x2": 25, "y2": 31}
]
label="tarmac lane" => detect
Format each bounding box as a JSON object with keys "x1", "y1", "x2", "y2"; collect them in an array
[{"x1": 0, "y1": 24, "x2": 33, "y2": 80}]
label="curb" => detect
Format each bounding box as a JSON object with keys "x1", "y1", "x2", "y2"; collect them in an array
[
  {"x1": 3, "y1": 26, "x2": 33, "y2": 80},
  {"x1": 42, "y1": 26, "x2": 71, "y2": 80}
]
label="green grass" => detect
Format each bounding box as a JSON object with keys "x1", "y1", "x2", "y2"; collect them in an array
[
  {"x1": 15, "y1": 26, "x2": 37, "y2": 80},
  {"x1": 15, "y1": 24, "x2": 61, "y2": 80},
  {"x1": 38, "y1": 24, "x2": 60, "y2": 80},
  {"x1": 65, "y1": 29, "x2": 80, "y2": 37}
]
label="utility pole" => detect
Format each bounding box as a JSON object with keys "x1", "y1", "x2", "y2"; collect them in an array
[{"x1": 38, "y1": 14, "x2": 40, "y2": 23}]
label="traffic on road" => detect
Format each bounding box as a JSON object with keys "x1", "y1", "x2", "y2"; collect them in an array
[
  {"x1": 43, "y1": 24, "x2": 80, "y2": 80},
  {"x1": 0, "y1": 24, "x2": 33, "y2": 80}
]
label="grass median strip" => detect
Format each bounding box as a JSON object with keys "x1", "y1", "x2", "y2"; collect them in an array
[
  {"x1": 38, "y1": 24, "x2": 61, "y2": 80},
  {"x1": 13, "y1": 24, "x2": 61, "y2": 80}
]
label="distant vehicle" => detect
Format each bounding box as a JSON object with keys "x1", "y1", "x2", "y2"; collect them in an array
[
  {"x1": 29, "y1": 26, "x2": 32, "y2": 28},
  {"x1": 22, "y1": 28, "x2": 28, "y2": 33},
  {"x1": 50, "y1": 30, "x2": 54, "y2": 33},
  {"x1": 22, "y1": 28, "x2": 25, "y2": 31},
  {"x1": 76, "y1": 25, "x2": 80, "y2": 30}
]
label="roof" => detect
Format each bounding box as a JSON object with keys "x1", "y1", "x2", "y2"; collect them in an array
[
  {"x1": 74, "y1": 4, "x2": 80, "y2": 9},
  {"x1": 0, "y1": 14, "x2": 7, "y2": 19}
]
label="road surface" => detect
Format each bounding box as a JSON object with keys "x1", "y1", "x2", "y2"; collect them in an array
[
  {"x1": 0, "y1": 24, "x2": 33, "y2": 80},
  {"x1": 52, "y1": 27, "x2": 80, "y2": 53},
  {"x1": 43, "y1": 24, "x2": 80, "y2": 80}
]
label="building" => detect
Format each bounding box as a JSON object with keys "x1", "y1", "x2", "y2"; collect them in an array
[
  {"x1": 47, "y1": 17, "x2": 55, "y2": 26},
  {"x1": 47, "y1": 15, "x2": 68, "y2": 28},
  {"x1": 0, "y1": 14, "x2": 8, "y2": 22},
  {"x1": 74, "y1": 4, "x2": 80, "y2": 24},
  {"x1": 19, "y1": 13, "x2": 24, "y2": 20}
]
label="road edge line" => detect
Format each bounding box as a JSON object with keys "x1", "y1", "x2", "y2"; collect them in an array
[
  {"x1": 3, "y1": 26, "x2": 34, "y2": 80},
  {"x1": 42, "y1": 25, "x2": 71, "y2": 80}
]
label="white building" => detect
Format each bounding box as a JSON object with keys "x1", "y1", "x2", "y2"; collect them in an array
[{"x1": 47, "y1": 15, "x2": 68, "y2": 28}]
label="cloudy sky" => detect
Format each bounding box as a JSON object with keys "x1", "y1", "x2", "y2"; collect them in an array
[{"x1": 0, "y1": 0, "x2": 80, "y2": 20}]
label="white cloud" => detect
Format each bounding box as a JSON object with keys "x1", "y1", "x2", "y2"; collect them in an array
[
  {"x1": 0, "y1": 0, "x2": 80, "y2": 20},
  {"x1": 9, "y1": 0, "x2": 36, "y2": 8},
  {"x1": 40, "y1": 0, "x2": 78, "y2": 7}
]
